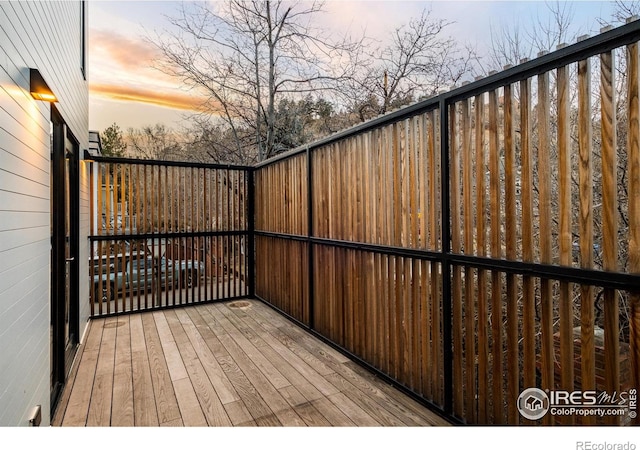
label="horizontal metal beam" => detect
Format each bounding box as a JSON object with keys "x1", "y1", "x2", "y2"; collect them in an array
[
  {"x1": 90, "y1": 154, "x2": 253, "y2": 171},
  {"x1": 90, "y1": 295, "x2": 251, "y2": 319},
  {"x1": 90, "y1": 230, "x2": 249, "y2": 241},
  {"x1": 255, "y1": 230, "x2": 640, "y2": 291}
]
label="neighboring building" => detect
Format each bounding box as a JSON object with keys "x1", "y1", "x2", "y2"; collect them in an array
[{"x1": 0, "y1": 1, "x2": 90, "y2": 425}]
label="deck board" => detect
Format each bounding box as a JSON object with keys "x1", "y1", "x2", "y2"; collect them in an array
[
  {"x1": 130, "y1": 314, "x2": 160, "y2": 426},
  {"x1": 111, "y1": 315, "x2": 134, "y2": 426},
  {"x1": 141, "y1": 313, "x2": 182, "y2": 425},
  {"x1": 164, "y1": 310, "x2": 232, "y2": 426},
  {"x1": 86, "y1": 316, "x2": 117, "y2": 426},
  {"x1": 54, "y1": 300, "x2": 450, "y2": 427},
  {"x1": 60, "y1": 319, "x2": 102, "y2": 426}
]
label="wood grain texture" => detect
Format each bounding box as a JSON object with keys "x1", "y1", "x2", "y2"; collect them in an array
[
  {"x1": 578, "y1": 56, "x2": 596, "y2": 425},
  {"x1": 627, "y1": 41, "x2": 640, "y2": 426},
  {"x1": 557, "y1": 63, "x2": 575, "y2": 426},
  {"x1": 51, "y1": 301, "x2": 454, "y2": 427},
  {"x1": 600, "y1": 48, "x2": 620, "y2": 425},
  {"x1": 488, "y1": 88, "x2": 503, "y2": 424},
  {"x1": 519, "y1": 77, "x2": 536, "y2": 408},
  {"x1": 503, "y1": 83, "x2": 519, "y2": 424},
  {"x1": 450, "y1": 103, "x2": 464, "y2": 419},
  {"x1": 461, "y1": 97, "x2": 477, "y2": 423},
  {"x1": 537, "y1": 71, "x2": 554, "y2": 426}
]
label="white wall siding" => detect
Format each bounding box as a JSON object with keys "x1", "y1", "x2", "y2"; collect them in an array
[{"x1": 0, "y1": 1, "x2": 88, "y2": 426}]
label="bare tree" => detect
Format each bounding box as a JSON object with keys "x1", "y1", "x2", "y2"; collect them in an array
[
  {"x1": 341, "y1": 7, "x2": 478, "y2": 121},
  {"x1": 608, "y1": 0, "x2": 640, "y2": 23},
  {"x1": 181, "y1": 115, "x2": 258, "y2": 165},
  {"x1": 488, "y1": 0, "x2": 578, "y2": 71},
  {"x1": 126, "y1": 124, "x2": 184, "y2": 160},
  {"x1": 153, "y1": 0, "x2": 361, "y2": 161}
]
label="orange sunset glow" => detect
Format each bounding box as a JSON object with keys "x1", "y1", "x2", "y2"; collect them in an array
[
  {"x1": 89, "y1": 17, "x2": 205, "y2": 130},
  {"x1": 89, "y1": 82, "x2": 207, "y2": 112}
]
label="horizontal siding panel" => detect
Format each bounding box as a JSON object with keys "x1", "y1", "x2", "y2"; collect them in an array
[
  {"x1": 0, "y1": 139, "x2": 49, "y2": 186},
  {"x1": 0, "y1": 271, "x2": 49, "y2": 424},
  {"x1": 0, "y1": 333, "x2": 49, "y2": 425},
  {"x1": 0, "y1": 253, "x2": 48, "y2": 308},
  {"x1": 0, "y1": 239, "x2": 47, "y2": 274},
  {"x1": 0, "y1": 168, "x2": 49, "y2": 201},
  {"x1": 0, "y1": 190, "x2": 48, "y2": 213},
  {"x1": 0, "y1": 226, "x2": 48, "y2": 254},
  {"x1": 0, "y1": 210, "x2": 48, "y2": 232}
]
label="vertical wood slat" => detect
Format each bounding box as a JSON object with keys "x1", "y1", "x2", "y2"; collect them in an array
[
  {"x1": 224, "y1": 169, "x2": 229, "y2": 299},
  {"x1": 150, "y1": 167, "x2": 156, "y2": 307},
  {"x1": 214, "y1": 170, "x2": 220, "y2": 303},
  {"x1": 461, "y1": 97, "x2": 476, "y2": 423},
  {"x1": 503, "y1": 82, "x2": 519, "y2": 424},
  {"x1": 127, "y1": 165, "x2": 134, "y2": 312},
  {"x1": 418, "y1": 115, "x2": 427, "y2": 249},
  {"x1": 474, "y1": 92, "x2": 488, "y2": 424},
  {"x1": 124, "y1": 168, "x2": 132, "y2": 312},
  {"x1": 450, "y1": 103, "x2": 464, "y2": 419},
  {"x1": 578, "y1": 54, "x2": 595, "y2": 426},
  {"x1": 520, "y1": 77, "x2": 536, "y2": 408},
  {"x1": 393, "y1": 122, "x2": 402, "y2": 248},
  {"x1": 171, "y1": 167, "x2": 176, "y2": 307},
  {"x1": 364, "y1": 135, "x2": 374, "y2": 363},
  {"x1": 488, "y1": 88, "x2": 503, "y2": 424},
  {"x1": 428, "y1": 110, "x2": 441, "y2": 404},
  {"x1": 105, "y1": 164, "x2": 111, "y2": 235},
  {"x1": 538, "y1": 69, "x2": 554, "y2": 425},
  {"x1": 120, "y1": 163, "x2": 127, "y2": 312},
  {"x1": 357, "y1": 140, "x2": 365, "y2": 357},
  {"x1": 135, "y1": 165, "x2": 141, "y2": 311},
  {"x1": 600, "y1": 45, "x2": 620, "y2": 426},
  {"x1": 410, "y1": 257, "x2": 419, "y2": 391},
  {"x1": 428, "y1": 111, "x2": 437, "y2": 253},
  {"x1": 96, "y1": 165, "x2": 102, "y2": 236},
  {"x1": 626, "y1": 40, "x2": 640, "y2": 426},
  {"x1": 409, "y1": 119, "x2": 418, "y2": 249},
  {"x1": 385, "y1": 126, "x2": 394, "y2": 247},
  {"x1": 231, "y1": 170, "x2": 236, "y2": 300},
  {"x1": 142, "y1": 165, "x2": 148, "y2": 309},
  {"x1": 557, "y1": 62, "x2": 575, "y2": 426}
]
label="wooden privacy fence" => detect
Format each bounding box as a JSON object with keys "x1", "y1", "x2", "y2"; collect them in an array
[
  {"x1": 88, "y1": 158, "x2": 252, "y2": 317},
  {"x1": 254, "y1": 20, "x2": 640, "y2": 425}
]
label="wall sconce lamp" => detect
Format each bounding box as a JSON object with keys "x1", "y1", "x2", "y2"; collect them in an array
[{"x1": 29, "y1": 68, "x2": 58, "y2": 102}]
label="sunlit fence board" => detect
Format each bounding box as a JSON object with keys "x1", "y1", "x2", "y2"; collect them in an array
[{"x1": 253, "y1": 21, "x2": 640, "y2": 426}]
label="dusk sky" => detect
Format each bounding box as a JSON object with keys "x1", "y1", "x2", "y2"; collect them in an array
[{"x1": 88, "y1": 0, "x2": 624, "y2": 133}]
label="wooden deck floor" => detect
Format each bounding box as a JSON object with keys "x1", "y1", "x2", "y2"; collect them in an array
[{"x1": 52, "y1": 300, "x2": 449, "y2": 427}]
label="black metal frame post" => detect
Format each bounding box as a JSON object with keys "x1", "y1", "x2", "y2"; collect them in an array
[{"x1": 50, "y1": 114, "x2": 66, "y2": 410}]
